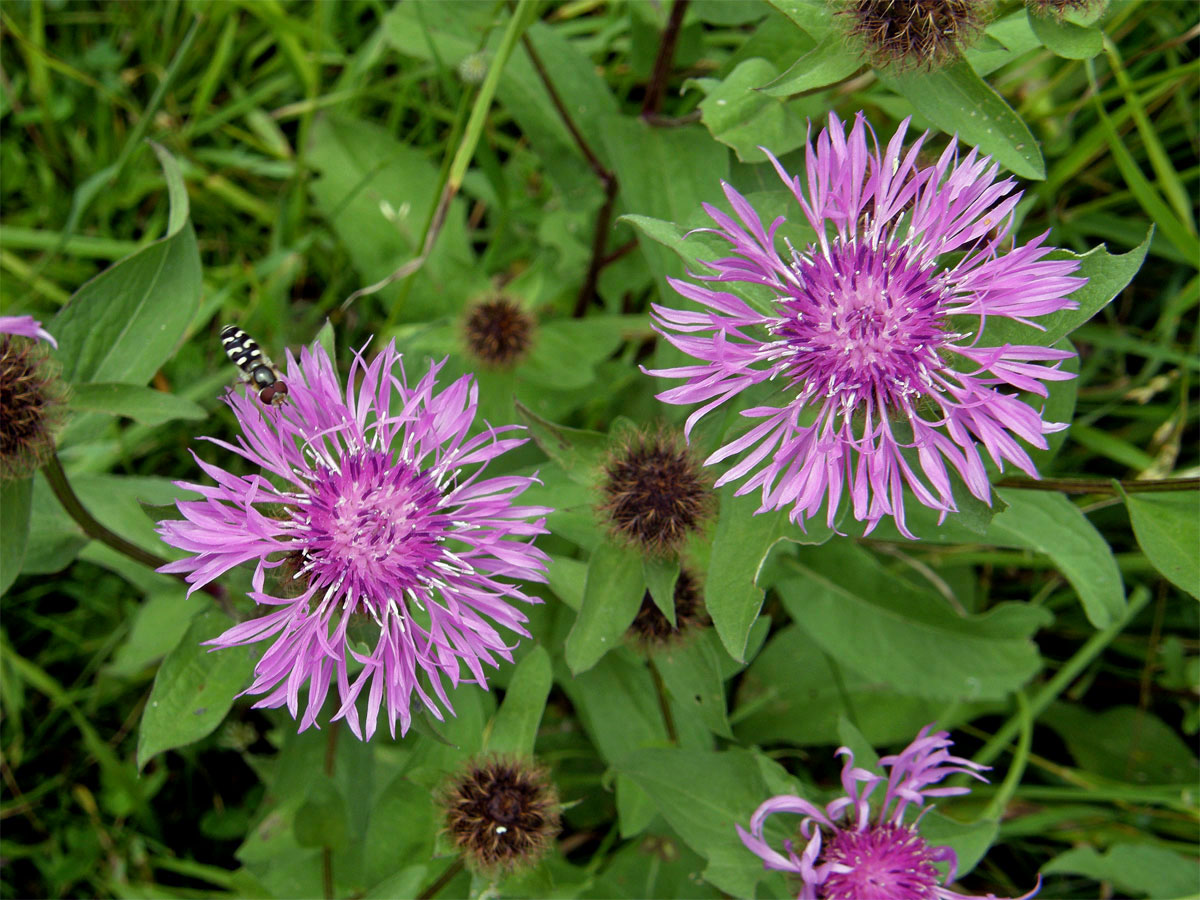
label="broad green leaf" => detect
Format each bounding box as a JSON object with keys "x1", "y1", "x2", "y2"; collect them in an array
[
  {"x1": 601, "y1": 118, "x2": 729, "y2": 288},
  {"x1": 761, "y1": 32, "x2": 862, "y2": 96},
  {"x1": 1045, "y1": 703, "x2": 1200, "y2": 785},
  {"x1": 690, "y1": 58, "x2": 810, "y2": 162},
  {"x1": 515, "y1": 403, "x2": 610, "y2": 487},
  {"x1": 106, "y1": 588, "x2": 207, "y2": 678},
  {"x1": 1121, "y1": 489, "x2": 1200, "y2": 599},
  {"x1": 485, "y1": 646, "x2": 552, "y2": 757},
  {"x1": 136, "y1": 609, "x2": 258, "y2": 769},
  {"x1": 294, "y1": 777, "x2": 348, "y2": 851},
  {"x1": 734, "y1": 624, "x2": 1000, "y2": 746},
  {"x1": 0, "y1": 476, "x2": 33, "y2": 596},
  {"x1": 306, "y1": 114, "x2": 477, "y2": 322},
  {"x1": 68, "y1": 382, "x2": 205, "y2": 425},
  {"x1": 879, "y1": 59, "x2": 1044, "y2": 180},
  {"x1": 51, "y1": 144, "x2": 201, "y2": 387},
  {"x1": 590, "y1": 833, "x2": 726, "y2": 899},
  {"x1": 1043, "y1": 844, "x2": 1200, "y2": 899},
  {"x1": 974, "y1": 231, "x2": 1151, "y2": 349},
  {"x1": 654, "y1": 631, "x2": 734, "y2": 739},
  {"x1": 520, "y1": 319, "x2": 627, "y2": 390},
  {"x1": 20, "y1": 474, "x2": 88, "y2": 575},
  {"x1": 765, "y1": 0, "x2": 835, "y2": 40},
  {"x1": 779, "y1": 543, "x2": 1048, "y2": 701},
  {"x1": 1028, "y1": 8, "x2": 1103, "y2": 59},
  {"x1": 867, "y1": 488, "x2": 1126, "y2": 628},
  {"x1": 363, "y1": 777, "x2": 436, "y2": 891},
  {"x1": 644, "y1": 555, "x2": 680, "y2": 626},
  {"x1": 919, "y1": 814, "x2": 999, "y2": 879},
  {"x1": 705, "y1": 486, "x2": 838, "y2": 662},
  {"x1": 566, "y1": 540, "x2": 647, "y2": 674},
  {"x1": 617, "y1": 748, "x2": 785, "y2": 898}
]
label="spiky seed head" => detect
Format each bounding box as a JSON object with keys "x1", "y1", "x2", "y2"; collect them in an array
[
  {"x1": 598, "y1": 427, "x2": 713, "y2": 557},
  {"x1": 440, "y1": 757, "x2": 560, "y2": 874},
  {"x1": 628, "y1": 569, "x2": 709, "y2": 648},
  {"x1": 841, "y1": 0, "x2": 989, "y2": 70},
  {"x1": 0, "y1": 336, "x2": 63, "y2": 480},
  {"x1": 463, "y1": 297, "x2": 535, "y2": 368}
]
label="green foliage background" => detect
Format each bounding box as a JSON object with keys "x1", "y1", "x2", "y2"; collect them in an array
[{"x1": 1, "y1": 1, "x2": 1197, "y2": 898}]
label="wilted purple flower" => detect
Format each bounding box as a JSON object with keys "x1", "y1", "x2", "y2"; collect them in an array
[
  {"x1": 159, "y1": 339, "x2": 551, "y2": 740},
  {"x1": 0, "y1": 315, "x2": 58, "y2": 348},
  {"x1": 737, "y1": 725, "x2": 1040, "y2": 900},
  {"x1": 647, "y1": 113, "x2": 1083, "y2": 537}
]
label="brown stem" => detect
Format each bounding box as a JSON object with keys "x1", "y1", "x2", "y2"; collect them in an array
[
  {"x1": 641, "y1": 0, "x2": 690, "y2": 119},
  {"x1": 417, "y1": 858, "x2": 464, "y2": 900},
  {"x1": 522, "y1": 34, "x2": 609, "y2": 182},
  {"x1": 994, "y1": 476, "x2": 1200, "y2": 495},
  {"x1": 646, "y1": 654, "x2": 678, "y2": 745},
  {"x1": 41, "y1": 452, "x2": 227, "y2": 602},
  {"x1": 574, "y1": 173, "x2": 619, "y2": 318}
]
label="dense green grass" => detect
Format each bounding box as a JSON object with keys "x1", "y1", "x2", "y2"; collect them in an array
[{"x1": 1, "y1": 1, "x2": 1196, "y2": 898}]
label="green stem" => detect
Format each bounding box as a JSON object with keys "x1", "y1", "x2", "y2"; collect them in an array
[
  {"x1": 646, "y1": 654, "x2": 678, "y2": 745},
  {"x1": 417, "y1": 858, "x2": 464, "y2": 900},
  {"x1": 41, "y1": 451, "x2": 225, "y2": 602},
  {"x1": 972, "y1": 586, "x2": 1152, "y2": 768},
  {"x1": 993, "y1": 476, "x2": 1199, "y2": 495}
]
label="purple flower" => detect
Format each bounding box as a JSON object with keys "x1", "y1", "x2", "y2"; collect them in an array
[
  {"x1": 0, "y1": 315, "x2": 57, "y2": 348},
  {"x1": 158, "y1": 339, "x2": 552, "y2": 740},
  {"x1": 737, "y1": 725, "x2": 1040, "y2": 900},
  {"x1": 647, "y1": 113, "x2": 1083, "y2": 537}
]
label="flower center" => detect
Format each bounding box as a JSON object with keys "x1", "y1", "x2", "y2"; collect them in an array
[
  {"x1": 820, "y1": 823, "x2": 942, "y2": 900},
  {"x1": 301, "y1": 449, "x2": 450, "y2": 603},
  {"x1": 774, "y1": 238, "x2": 953, "y2": 412},
  {"x1": 464, "y1": 297, "x2": 534, "y2": 366}
]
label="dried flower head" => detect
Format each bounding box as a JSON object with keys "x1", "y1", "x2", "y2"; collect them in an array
[
  {"x1": 441, "y1": 757, "x2": 560, "y2": 874},
  {"x1": 647, "y1": 113, "x2": 1083, "y2": 538},
  {"x1": 0, "y1": 316, "x2": 63, "y2": 480},
  {"x1": 158, "y1": 339, "x2": 552, "y2": 740},
  {"x1": 841, "y1": 0, "x2": 989, "y2": 70},
  {"x1": 599, "y1": 427, "x2": 713, "y2": 557},
  {"x1": 628, "y1": 568, "x2": 708, "y2": 647},
  {"x1": 458, "y1": 51, "x2": 490, "y2": 85},
  {"x1": 738, "y1": 725, "x2": 1041, "y2": 900},
  {"x1": 463, "y1": 297, "x2": 535, "y2": 368}
]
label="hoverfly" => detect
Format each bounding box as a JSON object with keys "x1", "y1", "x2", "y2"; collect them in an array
[{"x1": 220, "y1": 324, "x2": 289, "y2": 405}]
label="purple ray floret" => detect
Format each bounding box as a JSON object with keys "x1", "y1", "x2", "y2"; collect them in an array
[
  {"x1": 737, "y1": 725, "x2": 1040, "y2": 900},
  {"x1": 647, "y1": 113, "x2": 1084, "y2": 537},
  {"x1": 0, "y1": 315, "x2": 57, "y2": 348},
  {"x1": 158, "y1": 339, "x2": 551, "y2": 740}
]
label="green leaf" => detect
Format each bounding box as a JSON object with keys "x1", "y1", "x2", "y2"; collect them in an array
[
  {"x1": 919, "y1": 814, "x2": 999, "y2": 879},
  {"x1": 136, "y1": 609, "x2": 258, "y2": 770},
  {"x1": 0, "y1": 476, "x2": 33, "y2": 596},
  {"x1": 690, "y1": 58, "x2": 810, "y2": 162},
  {"x1": 520, "y1": 319, "x2": 627, "y2": 391},
  {"x1": 601, "y1": 118, "x2": 729, "y2": 287},
  {"x1": 644, "y1": 556, "x2": 680, "y2": 626},
  {"x1": 879, "y1": 58, "x2": 1045, "y2": 180},
  {"x1": 765, "y1": 0, "x2": 835, "y2": 40},
  {"x1": 1027, "y1": 8, "x2": 1103, "y2": 59},
  {"x1": 974, "y1": 231, "x2": 1152, "y2": 349},
  {"x1": 515, "y1": 403, "x2": 610, "y2": 487},
  {"x1": 1044, "y1": 844, "x2": 1200, "y2": 899},
  {"x1": 485, "y1": 646, "x2": 552, "y2": 757},
  {"x1": 149, "y1": 140, "x2": 191, "y2": 237},
  {"x1": 294, "y1": 777, "x2": 349, "y2": 851},
  {"x1": 761, "y1": 32, "x2": 862, "y2": 96},
  {"x1": 655, "y1": 631, "x2": 734, "y2": 739},
  {"x1": 617, "y1": 748, "x2": 784, "y2": 898},
  {"x1": 705, "y1": 486, "x2": 838, "y2": 662},
  {"x1": 106, "y1": 589, "x2": 207, "y2": 678},
  {"x1": 51, "y1": 147, "x2": 201, "y2": 387},
  {"x1": 734, "y1": 624, "x2": 1000, "y2": 746},
  {"x1": 1045, "y1": 703, "x2": 1200, "y2": 785},
  {"x1": 1121, "y1": 489, "x2": 1200, "y2": 599},
  {"x1": 779, "y1": 543, "x2": 1048, "y2": 701},
  {"x1": 566, "y1": 540, "x2": 647, "y2": 674},
  {"x1": 867, "y1": 488, "x2": 1126, "y2": 628},
  {"x1": 67, "y1": 382, "x2": 206, "y2": 425}
]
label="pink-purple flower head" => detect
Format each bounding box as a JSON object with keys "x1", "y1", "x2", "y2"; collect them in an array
[
  {"x1": 0, "y1": 315, "x2": 57, "y2": 348},
  {"x1": 647, "y1": 113, "x2": 1083, "y2": 537},
  {"x1": 158, "y1": 338, "x2": 552, "y2": 741},
  {"x1": 738, "y1": 725, "x2": 1040, "y2": 900}
]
